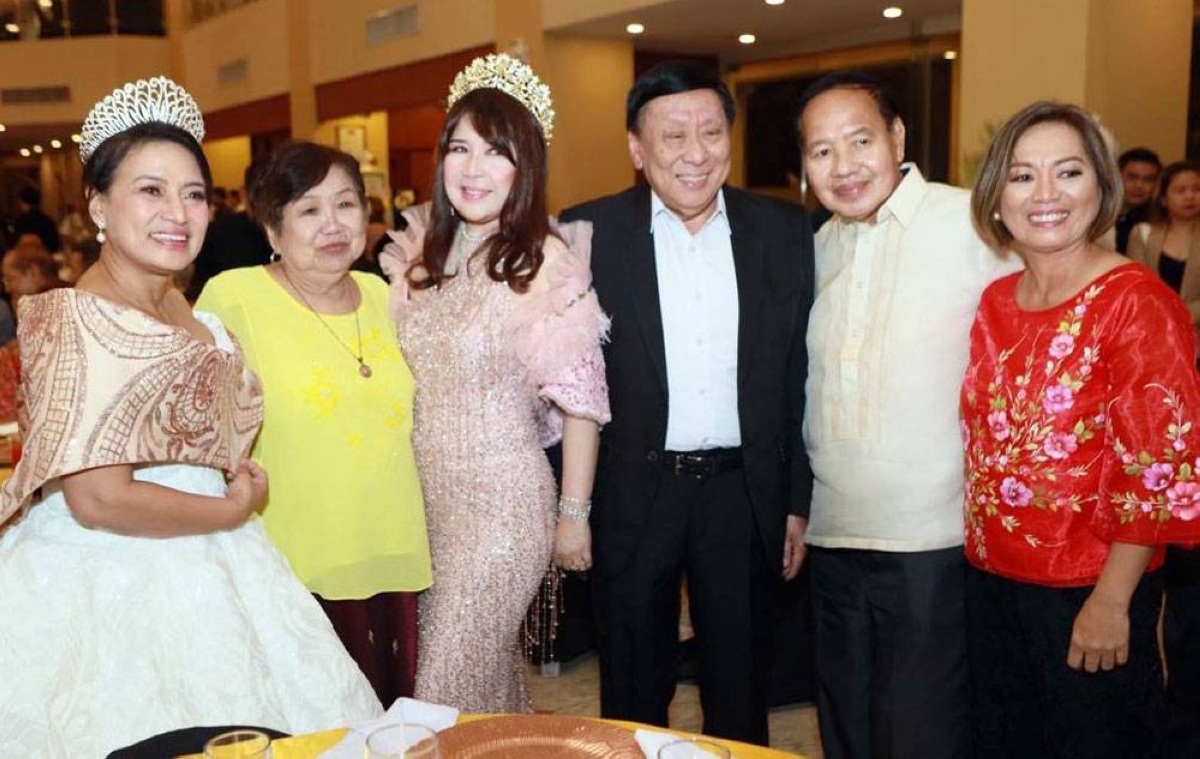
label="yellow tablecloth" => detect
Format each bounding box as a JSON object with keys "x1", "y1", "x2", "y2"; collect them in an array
[{"x1": 181, "y1": 714, "x2": 804, "y2": 758}]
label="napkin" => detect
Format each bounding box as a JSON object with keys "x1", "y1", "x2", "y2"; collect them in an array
[
  {"x1": 318, "y1": 697, "x2": 459, "y2": 758},
  {"x1": 634, "y1": 727, "x2": 679, "y2": 758}
]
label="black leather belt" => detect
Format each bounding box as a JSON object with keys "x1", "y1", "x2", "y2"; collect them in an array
[{"x1": 661, "y1": 448, "x2": 743, "y2": 479}]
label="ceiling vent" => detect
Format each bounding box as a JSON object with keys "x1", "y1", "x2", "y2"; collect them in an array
[
  {"x1": 1, "y1": 86, "x2": 70, "y2": 104},
  {"x1": 366, "y1": 4, "x2": 418, "y2": 46},
  {"x1": 218, "y1": 58, "x2": 249, "y2": 87}
]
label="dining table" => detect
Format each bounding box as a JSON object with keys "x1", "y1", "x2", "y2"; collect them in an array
[{"x1": 178, "y1": 713, "x2": 805, "y2": 758}]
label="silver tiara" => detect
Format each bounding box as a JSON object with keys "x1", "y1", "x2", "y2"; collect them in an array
[{"x1": 79, "y1": 77, "x2": 205, "y2": 163}]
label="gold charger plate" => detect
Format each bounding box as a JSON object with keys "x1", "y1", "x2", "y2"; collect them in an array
[{"x1": 436, "y1": 715, "x2": 643, "y2": 758}]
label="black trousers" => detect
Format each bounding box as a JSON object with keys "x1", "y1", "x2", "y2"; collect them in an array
[
  {"x1": 809, "y1": 546, "x2": 971, "y2": 759},
  {"x1": 1165, "y1": 547, "x2": 1200, "y2": 759},
  {"x1": 967, "y1": 566, "x2": 1166, "y2": 759},
  {"x1": 593, "y1": 465, "x2": 774, "y2": 745}
]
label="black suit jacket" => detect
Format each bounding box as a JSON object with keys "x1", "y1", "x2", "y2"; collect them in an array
[{"x1": 561, "y1": 185, "x2": 814, "y2": 576}]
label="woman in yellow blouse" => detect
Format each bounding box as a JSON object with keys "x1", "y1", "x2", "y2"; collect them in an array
[{"x1": 197, "y1": 142, "x2": 431, "y2": 706}]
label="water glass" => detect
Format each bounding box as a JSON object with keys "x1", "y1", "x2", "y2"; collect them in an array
[
  {"x1": 203, "y1": 729, "x2": 271, "y2": 759},
  {"x1": 364, "y1": 722, "x2": 440, "y2": 758},
  {"x1": 657, "y1": 737, "x2": 732, "y2": 759}
]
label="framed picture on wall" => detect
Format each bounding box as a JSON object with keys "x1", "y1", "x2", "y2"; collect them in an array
[{"x1": 337, "y1": 124, "x2": 367, "y2": 159}]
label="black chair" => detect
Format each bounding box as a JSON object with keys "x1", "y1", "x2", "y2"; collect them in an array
[{"x1": 107, "y1": 725, "x2": 290, "y2": 758}]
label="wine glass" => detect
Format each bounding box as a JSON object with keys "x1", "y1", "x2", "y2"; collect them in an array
[
  {"x1": 202, "y1": 729, "x2": 271, "y2": 759},
  {"x1": 364, "y1": 722, "x2": 440, "y2": 758},
  {"x1": 657, "y1": 738, "x2": 731, "y2": 758}
]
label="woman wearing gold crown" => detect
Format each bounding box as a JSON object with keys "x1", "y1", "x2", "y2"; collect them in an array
[
  {"x1": 384, "y1": 54, "x2": 610, "y2": 712},
  {"x1": 0, "y1": 78, "x2": 381, "y2": 757}
]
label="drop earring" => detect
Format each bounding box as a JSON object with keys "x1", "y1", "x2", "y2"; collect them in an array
[{"x1": 96, "y1": 223, "x2": 106, "y2": 244}]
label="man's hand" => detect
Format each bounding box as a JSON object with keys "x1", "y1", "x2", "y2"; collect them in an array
[{"x1": 782, "y1": 515, "x2": 808, "y2": 581}]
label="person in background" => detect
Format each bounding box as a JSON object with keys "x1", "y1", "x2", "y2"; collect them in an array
[
  {"x1": 384, "y1": 53, "x2": 610, "y2": 713},
  {"x1": 0, "y1": 247, "x2": 68, "y2": 422},
  {"x1": 57, "y1": 201, "x2": 91, "y2": 247},
  {"x1": 1115, "y1": 147, "x2": 1162, "y2": 254},
  {"x1": 798, "y1": 71, "x2": 1019, "y2": 759},
  {"x1": 185, "y1": 161, "x2": 273, "y2": 300},
  {"x1": 558, "y1": 60, "x2": 813, "y2": 745},
  {"x1": 0, "y1": 76, "x2": 380, "y2": 757},
  {"x1": 1126, "y1": 161, "x2": 1200, "y2": 325},
  {"x1": 198, "y1": 141, "x2": 432, "y2": 707},
  {"x1": 13, "y1": 187, "x2": 60, "y2": 253},
  {"x1": 964, "y1": 100, "x2": 1200, "y2": 759}
]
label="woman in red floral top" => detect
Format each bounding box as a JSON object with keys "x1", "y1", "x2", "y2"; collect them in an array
[{"x1": 963, "y1": 102, "x2": 1200, "y2": 759}]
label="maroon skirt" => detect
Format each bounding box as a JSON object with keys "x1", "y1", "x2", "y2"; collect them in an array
[{"x1": 316, "y1": 591, "x2": 419, "y2": 708}]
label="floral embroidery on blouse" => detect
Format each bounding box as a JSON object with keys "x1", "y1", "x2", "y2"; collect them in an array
[
  {"x1": 964, "y1": 283, "x2": 1108, "y2": 563},
  {"x1": 962, "y1": 264, "x2": 1200, "y2": 584},
  {"x1": 1111, "y1": 385, "x2": 1199, "y2": 523}
]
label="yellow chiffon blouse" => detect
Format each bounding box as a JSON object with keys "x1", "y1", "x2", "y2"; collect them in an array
[{"x1": 197, "y1": 267, "x2": 431, "y2": 600}]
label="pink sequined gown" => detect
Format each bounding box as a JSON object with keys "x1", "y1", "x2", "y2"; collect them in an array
[{"x1": 393, "y1": 221, "x2": 609, "y2": 713}]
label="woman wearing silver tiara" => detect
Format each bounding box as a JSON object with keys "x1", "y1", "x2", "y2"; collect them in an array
[
  {"x1": 0, "y1": 78, "x2": 381, "y2": 757},
  {"x1": 384, "y1": 54, "x2": 610, "y2": 712}
]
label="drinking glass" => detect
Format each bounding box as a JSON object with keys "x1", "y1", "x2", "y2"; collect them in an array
[
  {"x1": 203, "y1": 729, "x2": 271, "y2": 759},
  {"x1": 657, "y1": 738, "x2": 731, "y2": 759},
  {"x1": 364, "y1": 723, "x2": 440, "y2": 758}
]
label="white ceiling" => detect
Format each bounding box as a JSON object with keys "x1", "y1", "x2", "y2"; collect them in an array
[{"x1": 550, "y1": 0, "x2": 962, "y2": 65}]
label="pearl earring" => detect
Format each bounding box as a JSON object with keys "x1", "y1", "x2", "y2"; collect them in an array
[
  {"x1": 992, "y1": 211, "x2": 1001, "y2": 221},
  {"x1": 96, "y1": 223, "x2": 106, "y2": 244}
]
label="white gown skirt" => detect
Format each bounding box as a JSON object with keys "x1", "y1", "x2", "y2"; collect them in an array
[{"x1": 0, "y1": 463, "x2": 383, "y2": 758}]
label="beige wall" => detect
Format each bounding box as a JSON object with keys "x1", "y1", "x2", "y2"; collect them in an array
[
  {"x1": 959, "y1": 0, "x2": 1192, "y2": 181},
  {"x1": 181, "y1": 0, "x2": 291, "y2": 113},
  {"x1": 0, "y1": 37, "x2": 170, "y2": 126},
  {"x1": 308, "y1": 0, "x2": 493, "y2": 86},
  {"x1": 202, "y1": 135, "x2": 253, "y2": 192},
  {"x1": 543, "y1": 35, "x2": 636, "y2": 212},
  {"x1": 313, "y1": 112, "x2": 392, "y2": 208},
  {"x1": 1085, "y1": 0, "x2": 1192, "y2": 162}
]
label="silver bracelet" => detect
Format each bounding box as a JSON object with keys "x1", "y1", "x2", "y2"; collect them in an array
[{"x1": 557, "y1": 495, "x2": 592, "y2": 520}]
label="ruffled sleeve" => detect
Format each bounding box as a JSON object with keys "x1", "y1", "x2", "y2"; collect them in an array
[
  {"x1": 1094, "y1": 276, "x2": 1200, "y2": 544},
  {"x1": 508, "y1": 220, "x2": 611, "y2": 447}
]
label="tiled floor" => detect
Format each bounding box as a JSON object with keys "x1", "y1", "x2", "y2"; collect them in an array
[{"x1": 528, "y1": 655, "x2": 824, "y2": 758}]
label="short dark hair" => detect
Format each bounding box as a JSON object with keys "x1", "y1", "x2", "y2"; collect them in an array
[
  {"x1": 1118, "y1": 147, "x2": 1162, "y2": 171},
  {"x1": 250, "y1": 142, "x2": 366, "y2": 236},
  {"x1": 18, "y1": 187, "x2": 41, "y2": 207},
  {"x1": 796, "y1": 71, "x2": 902, "y2": 144},
  {"x1": 971, "y1": 101, "x2": 1121, "y2": 250},
  {"x1": 626, "y1": 60, "x2": 734, "y2": 134},
  {"x1": 83, "y1": 121, "x2": 213, "y2": 197}
]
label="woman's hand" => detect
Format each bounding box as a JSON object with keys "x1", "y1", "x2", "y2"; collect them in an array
[
  {"x1": 380, "y1": 203, "x2": 430, "y2": 282},
  {"x1": 1068, "y1": 591, "x2": 1130, "y2": 672},
  {"x1": 554, "y1": 516, "x2": 592, "y2": 573},
  {"x1": 224, "y1": 458, "x2": 269, "y2": 527}
]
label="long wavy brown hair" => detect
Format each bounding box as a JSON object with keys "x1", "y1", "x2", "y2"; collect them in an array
[{"x1": 409, "y1": 88, "x2": 552, "y2": 293}]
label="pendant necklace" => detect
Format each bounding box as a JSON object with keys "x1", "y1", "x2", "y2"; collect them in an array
[{"x1": 279, "y1": 266, "x2": 373, "y2": 378}]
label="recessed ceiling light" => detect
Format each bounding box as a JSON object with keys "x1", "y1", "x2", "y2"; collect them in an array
[
  {"x1": 50, "y1": 138, "x2": 62, "y2": 148},
  {"x1": 32, "y1": 144, "x2": 43, "y2": 154},
  {"x1": 943, "y1": 50, "x2": 958, "y2": 60},
  {"x1": 765, "y1": 0, "x2": 785, "y2": 5},
  {"x1": 19, "y1": 148, "x2": 30, "y2": 157},
  {"x1": 71, "y1": 133, "x2": 82, "y2": 143},
  {"x1": 882, "y1": 6, "x2": 903, "y2": 19},
  {"x1": 0, "y1": 124, "x2": 6, "y2": 132},
  {"x1": 4, "y1": 23, "x2": 19, "y2": 33},
  {"x1": 626, "y1": 22, "x2": 645, "y2": 34},
  {"x1": 37, "y1": 0, "x2": 52, "y2": 8},
  {"x1": 738, "y1": 33, "x2": 757, "y2": 44}
]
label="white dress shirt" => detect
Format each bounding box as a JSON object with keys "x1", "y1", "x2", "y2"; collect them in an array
[
  {"x1": 804, "y1": 166, "x2": 1021, "y2": 551},
  {"x1": 651, "y1": 190, "x2": 742, "y2": 451}
]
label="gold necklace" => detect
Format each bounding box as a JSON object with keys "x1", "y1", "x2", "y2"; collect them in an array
[{"x1": 279, "y1": 266, "x2": 372, "y2": 379}]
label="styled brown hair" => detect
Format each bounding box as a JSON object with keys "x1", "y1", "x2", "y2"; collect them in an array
[
  {"x1": 251, "y1": 142, "x2": 366, "y2": 236},
  {"x1": 1150, "y1": 161, "x2": 1200, "y2": 225},
  {"x1": 410, "y1": 88, "x2": 552, "y2": 293},
  {"x1": 971, "y1": 101, "x2": 1121, "y2": 250}
]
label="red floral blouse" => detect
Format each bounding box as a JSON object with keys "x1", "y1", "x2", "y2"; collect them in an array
[{"x1": 961, "y1": 264, "x2": 1200, "y2": 586}]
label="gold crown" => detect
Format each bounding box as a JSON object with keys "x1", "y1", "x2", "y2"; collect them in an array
[
  {"x1": 80, "y1": 77, "x2": 205, "y2": 163},
  {"x1": 447, "y1": 53, "x2": 555, "y2": 141}
]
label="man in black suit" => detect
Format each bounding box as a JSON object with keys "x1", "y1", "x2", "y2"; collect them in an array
[
  {"x1": 186, "y1": 162, "x2": 273, "y2": 300},
  {"x1": 559, "y1": 61, "x2": 813, "y2": 746}
]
